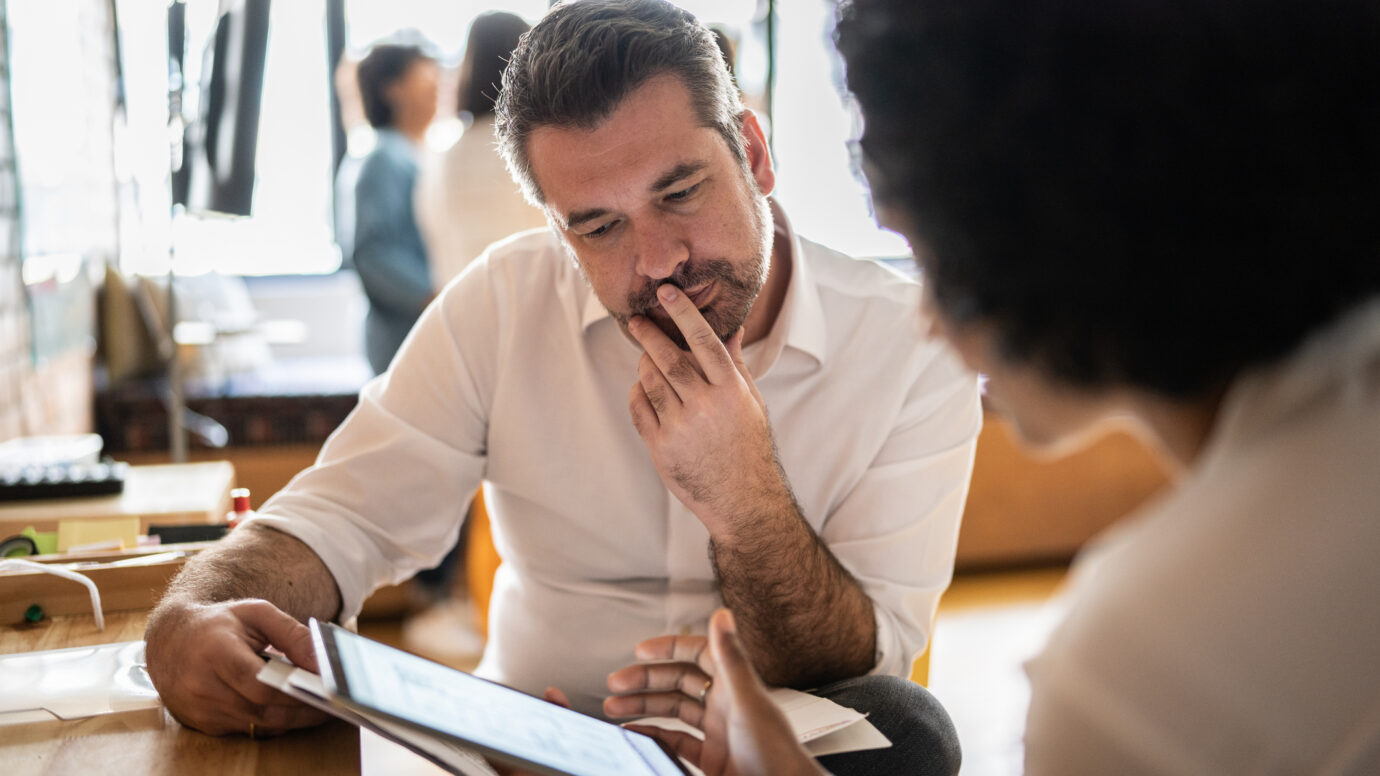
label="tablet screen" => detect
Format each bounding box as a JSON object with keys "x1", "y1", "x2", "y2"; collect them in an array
[{"x1": 316, "y1": 621, "x2": 685, "y2": 776}]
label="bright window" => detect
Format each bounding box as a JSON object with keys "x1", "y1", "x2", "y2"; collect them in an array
[
  {"x1": 117, "y1": 0, "x2": 337, "y2": 278},
  {"x1": 771, "y1": 1, "x2": 910, "y2": 259}
]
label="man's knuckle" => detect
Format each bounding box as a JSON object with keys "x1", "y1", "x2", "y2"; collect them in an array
[
  {"x1": 649, "y1": 386, "x2": 674, "y2": 414},
  {"x1": 690, "y1": 327, "x2": 718, "y2": 348},
  {"x1": 666, "y1": 360, "x2": 698, "y2": 384}
]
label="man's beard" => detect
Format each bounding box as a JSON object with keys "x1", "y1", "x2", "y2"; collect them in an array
[{"x1": 616, "y1": 254, "x2": 765, "y2": 350}]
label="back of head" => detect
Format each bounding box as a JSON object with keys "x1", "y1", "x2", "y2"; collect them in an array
[
  {"x1": 457, "y1": 11, "x2": 531, "y2": 119},
  {"x1": 837, "y1": 0, "x2": 1380, "y2": 398},
  {"x1": 357, "y1": 43, "x2": 432, "y2": 128},
  {"x1": 495, "y1": 0, "x2": 745, "y2": 205}
]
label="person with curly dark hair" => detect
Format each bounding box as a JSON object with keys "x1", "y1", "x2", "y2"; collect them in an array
[{"x1": 633, "y1": 0, "x2": 1380, "y2": 773}]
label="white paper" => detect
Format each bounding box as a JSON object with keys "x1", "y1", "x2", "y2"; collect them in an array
[{"x1": 612, "y1": 686, "x2": 890, "y2": 757}]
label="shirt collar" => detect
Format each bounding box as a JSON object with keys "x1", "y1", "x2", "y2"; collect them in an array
[{"x1": 579, "y1": 199, "x2": 828, "y2": 371}]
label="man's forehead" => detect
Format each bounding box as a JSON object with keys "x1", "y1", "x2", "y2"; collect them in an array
[
  {"x1": 537, "y1": 139, "x2": 723, "y2": 229},
  {"x1": 526, "y1": 76, "x2": 730, "y2": 221}
]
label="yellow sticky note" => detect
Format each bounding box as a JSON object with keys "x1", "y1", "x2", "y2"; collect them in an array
[{"x1": 56, "y1": 517, "x2": 141, "y2": 553}]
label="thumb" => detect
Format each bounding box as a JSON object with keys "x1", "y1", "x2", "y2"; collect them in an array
[
  {"x1": 244, "y1": 602, "x2": 319, "y2": 673},
  {"x1": 708, "y1": 608, "x2": 765, "y2": 701}
]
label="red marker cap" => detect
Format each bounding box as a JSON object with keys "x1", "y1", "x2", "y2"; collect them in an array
[{"x1": 231, "y1": 488, "x2": 251, "y2": 514}]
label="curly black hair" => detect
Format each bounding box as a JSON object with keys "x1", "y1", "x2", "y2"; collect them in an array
[{"x1": 836, "y1": 0, "x2": 1380, "y2": 398}]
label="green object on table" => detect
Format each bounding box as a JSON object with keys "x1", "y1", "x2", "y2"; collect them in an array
[
  {"x1": 20, "y1": 526, "x2": 58, "y2": 555},
  {"x1": 24, "y1": 603, "x2": 44, "y2": 623}
]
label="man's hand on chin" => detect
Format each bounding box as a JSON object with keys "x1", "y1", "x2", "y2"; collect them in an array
[{"x1": 626, "y1": 283, "x2": 792, "y2": 534}]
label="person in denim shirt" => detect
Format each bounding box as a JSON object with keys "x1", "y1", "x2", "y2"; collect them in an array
[{"x1": 352, "y1": 43, "x2": 438, "y2": 375}]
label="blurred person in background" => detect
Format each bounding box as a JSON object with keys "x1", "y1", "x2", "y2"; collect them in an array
[{"x1": 352, "y1": 42, "x2": 439, "y2": 375}]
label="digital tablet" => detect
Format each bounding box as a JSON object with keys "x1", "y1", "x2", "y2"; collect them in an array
[{"x1": 310, "y1": 619, "x2": 689, "y2": 776}]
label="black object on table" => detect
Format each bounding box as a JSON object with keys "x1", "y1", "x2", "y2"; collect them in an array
[{"x1": 0, "y1": 461, "x2": 129, "y2": 502}]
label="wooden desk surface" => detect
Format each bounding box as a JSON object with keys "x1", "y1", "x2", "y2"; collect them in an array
[
  {"x1": 0, "y1": 462, "x2": 236, "y2": 536},
  {"x1": 1, "y1": 611, "x2": 359, "y2": 775}
]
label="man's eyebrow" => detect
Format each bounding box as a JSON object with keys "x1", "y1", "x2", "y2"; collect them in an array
[
  {"x1": 565, "y1": 207, "x2": 612, "y2": 232},
  {"x1": 650, "y1": 161, "x2": 709, "y2": 193}
]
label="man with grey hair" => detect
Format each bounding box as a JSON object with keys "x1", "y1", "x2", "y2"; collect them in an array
[{"x1": 144, "y1": 1, "x2": 976, "y2": 772}]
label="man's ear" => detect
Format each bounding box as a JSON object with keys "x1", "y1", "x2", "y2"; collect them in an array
[{"x1": 740, "y1": 110, "x2": 776, "y2": 196}]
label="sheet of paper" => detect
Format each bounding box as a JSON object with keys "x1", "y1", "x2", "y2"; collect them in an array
[
  {"x1": 802, "y1": 715, "x2": 892, "y2": 757},
  {"x1": 768, "y1": 687, "x2": 873, "y2": 743},
  {"x1": 626, "y1": 686, "x2": 889, "y2": 757}
]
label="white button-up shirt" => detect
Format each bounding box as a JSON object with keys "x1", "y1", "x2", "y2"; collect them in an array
[{"x1": 254, "y1": 212, "x2": 980, "y2": 717}]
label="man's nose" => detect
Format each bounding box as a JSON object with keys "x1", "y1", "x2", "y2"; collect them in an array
[{"x1": 631, "y1": 221, "x2": 689, "y2": 281}]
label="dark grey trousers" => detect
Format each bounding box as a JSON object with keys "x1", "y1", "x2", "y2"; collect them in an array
[{"x1": 811, "y1": 675, "x2": 962, "y2": 776}]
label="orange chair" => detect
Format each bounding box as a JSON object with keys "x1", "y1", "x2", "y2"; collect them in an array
[
  {"x1": 911, "y1": 641, "x2": 932, "y2": 686},
  {"x1": 464, "y1": 491, "x2": 503, "y2": 638}
]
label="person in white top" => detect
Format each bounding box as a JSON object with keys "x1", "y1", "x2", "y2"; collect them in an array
[
  {"x1": 635, "y1": 0, "x2": 1380, "y2": 774},
  {"x1": 143, "y1": 3, "x2": 977, "y2": 773},
  {"x1": 414, "y1": 12, "x2": 545, "y2": 289}
]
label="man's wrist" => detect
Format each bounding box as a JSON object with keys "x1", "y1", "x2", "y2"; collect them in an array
[{"x1": 698, "y1": 475, "x2": 801, "y2": 544}]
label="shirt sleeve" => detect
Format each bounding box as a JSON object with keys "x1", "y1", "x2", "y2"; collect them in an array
[
  {"x1": 352, "y1": 150, "x2": 433, "y2": 318},
  {"x1": 249, "y1": 260, "x2": 500, "y2": 621},
  {"x1": 819, "y1": 340, "x2": 982, "y2": 679}
]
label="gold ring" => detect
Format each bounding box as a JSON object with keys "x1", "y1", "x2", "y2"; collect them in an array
[
  {"x1": 698, "y1": 679, "x2": 712, "y2": 703},
  {"x1": 249, "y1": 722, "x2": 256, "y2": 740}
]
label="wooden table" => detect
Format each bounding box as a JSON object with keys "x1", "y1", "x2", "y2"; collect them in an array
[
  {"x1": 0, "y1": 461, "x2": 236, "y2": 537},
  {"x1": 1, "y1": 611, "x2": 359, "y2": 775}
]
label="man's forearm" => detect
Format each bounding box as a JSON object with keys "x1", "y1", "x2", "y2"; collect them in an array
[
  {"x1": 155, "y1": 523, "x2": 342, "y2": 623},
  {"x1": 710, "y1": 488, "x2": 877, "y2": 689}
]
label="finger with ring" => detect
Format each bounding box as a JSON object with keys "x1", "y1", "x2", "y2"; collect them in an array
[{"x1": 698, "y1": 678, "x2": 712, "y2": 703}]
